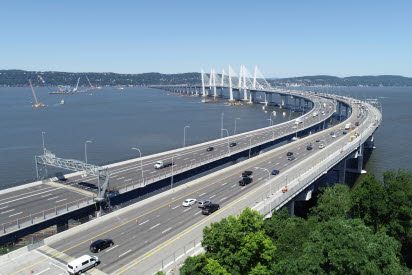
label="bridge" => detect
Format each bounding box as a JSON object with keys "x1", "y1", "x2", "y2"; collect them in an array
[{"x1": 0, "y1": 66, "x2": 381, "y2": 275}]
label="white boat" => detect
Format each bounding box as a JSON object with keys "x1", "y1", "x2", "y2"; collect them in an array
[{"x1": 60, "y1": 99, "x2": 65, "y2": 104}]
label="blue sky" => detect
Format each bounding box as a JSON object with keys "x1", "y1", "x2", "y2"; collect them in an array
[{"x1": 1, "y1": 0, "x2": 411, "y2": 77}]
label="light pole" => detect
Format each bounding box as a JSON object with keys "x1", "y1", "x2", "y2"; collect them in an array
[
  {"x1": 267, "y1": 118, "x2": 273, "y2": 126},
  {"x1": 221, "y1": 112, "x2": 224, "y2": 138},
  {"x1": 288, "y1": 107, "x2": 295, "y2": 121},
  {"x1": 248, "y1": 137, "x2": 252, "y2": 159},
  {"x1": 222, "y1": 128, "x2": 230, "y2": 156},
  {"x1": 41, "y1": 131, "x2": 46, "y2": 154},
  {"x1": 170, "y1": 154, "x2": 177, "y2": 189},
  {"x1": 84, "y1": 140, "x2": 92, "y2": 164},
  {"x1": 255, "y1": 166, "x2": 271, "y2": 195},
  {"x1": 131, "y1": 147, "x2": 144, "y2": 179},
  {"x1": 183, "y1": 125, "x2": 190, "y2": 147},
  {"x1": 234, "y1": 118, "x2": 240, "y2": 135}
]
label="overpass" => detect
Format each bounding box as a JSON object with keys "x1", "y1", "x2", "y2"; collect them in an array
[{"x1": 0, "y1": 66, "x2": 381, "y2": 275}]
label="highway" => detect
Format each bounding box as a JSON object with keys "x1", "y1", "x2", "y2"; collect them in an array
[
  {"x1": 0, "y1": 91, "x2": 336, "y2": 233},
  {"x1": 3, "y1": 92, "x2": 376, "y2": 275}
]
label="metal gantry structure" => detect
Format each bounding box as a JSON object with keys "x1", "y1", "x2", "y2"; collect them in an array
[{"x1": 35, "y1": 150, "x2": 110, "y2": 204}]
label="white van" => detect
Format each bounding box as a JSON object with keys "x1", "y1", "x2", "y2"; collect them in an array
[{"x1": 67, "y1": 255, "x2": 99, "y2": 275}]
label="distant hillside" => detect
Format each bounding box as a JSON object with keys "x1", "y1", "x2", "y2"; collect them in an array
[
  {"x1": 0, "y1": 70, "x2": 411, "y2": 87},
  {"x1": 268, "y1": 75, "x2": 412, "y2": 87}
]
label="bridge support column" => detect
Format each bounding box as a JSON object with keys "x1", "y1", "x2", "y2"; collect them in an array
[
  {"x1": 56, "y1": 220, "x2": 69, "y2": 233},
  {"x1": 287, "y1": 201, "x2": 295, "y2": 216},
  {"x1": 243, "y1": 89, "x2": 248, "y2": 101},
  {"x1": 249, "y1": 91, "x2": 256, "y2": 103},
  {"x1": 264, "y1": 93, "x2": 268, "y2": 106},
  {"x1": 281, "y1": 95, "x2": 286, "y2": 107},
  {"x1": 338, "y1": 159, "x2": 347, "y2": 184}
]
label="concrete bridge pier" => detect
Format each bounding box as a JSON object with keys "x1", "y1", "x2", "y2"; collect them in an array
[
  {"x1": 364, "y1": 135, "x2": 375, "y2": 149},
  {"x1": 347, "y1": 144, "x2": 367, "y2": 174},
  {"x1": 243, "y1": 89, "x2": 248, "y2": 101},
  {"x1": 249, "y1": 91, "x2": 256, "y2": 103},
  {"x1": 281, "y1": 95, "x2": 289, "y2": 108},
  {"x1": 219, "y1": 87, "x2": 224, "y2": 97},
  {"x1": 286, "y1": 186, "x2": 314, "y2": 216}
]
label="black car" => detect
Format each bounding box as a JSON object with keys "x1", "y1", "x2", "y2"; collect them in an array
[
  {"x1": 241, "y1": 171, "x2": 253, "y2": 177},
  {"x1": 229, "y1": 142, "x2": 237, "y2": 147},
  {"x1": 342, "y1": 131, "x2": 347, "y2": 135},
  {"x1": 287, "y1": 155, "x2": 296, "y2": 161},
  {"x1": 206, "y1": 146, "x2": 214, "y2": 151},
  {"x1": 306, "y1": 145, "x2": 313, "y2": 150},
  {"x1": 315, "y1": 139, "x2": 321, "y2": 142},
  {"x1": 286, "y1": 152, "x2": 293, "y2": 156},
  {"x1": 239, "y1": 177, "x2": 253, "y2": 186},
  {"x1": 202, "y1": 203, "x2": 220, "y2": 215},
  {"x1": 90, "y1": 239, "x2": 114, "y2": 253},
  {"x1": 330, "y1": 132, "x2": 334, "y2": 135}
]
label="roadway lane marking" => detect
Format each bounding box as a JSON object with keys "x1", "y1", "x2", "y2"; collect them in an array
[
  {"x1": 199, "y1": 192, "x2": 206, "y2": 196},
  {"x1": 278, "y1": 156, "x2": 282, "y2": 159},
  {"x1": 149, "y1": 223, "x2": 160, "y2": 230},
  {"x1": 55, "y1": 199, "x2": 67, "y2": 203},
  {"x1": 183, "y1": 158, "x2": 189, "y2": 160},
  {"x1": 241, "y1": 187, "x2": 246, "y2": 190},
  {"x1": 268, "y1": 161, "x2": 272, "y2": 164},
  {"x1": 1, "y1": 209, "x2": 15, "y2": 214},
  {"x1": 222, "y1": 182, "x2": 227, "y2": 186},
  {"x1": 258, "y1": 177, "x2": 263, "y2": 181},
  {"x1": 124, "y1": 178, "x2": 133, "y2": 182},
  {"x1": 172, "y1": 205, "x2": 180, "y2": 210},
  {"x1": 118, "y1": 177, "x2": 125, "y2": 180},
  {"x1": 194, "y1": 211, "x2": 201, "y2": 216},
  {"x1": 150, "y1": 171, "x2": 157, "y2": 174},
  {"x1": 162, "y1": 227, "x2": 172, "y2": 234},
  {"x1": 41, "y1": 194, "x2": 54, "y2": 198},
  {"x1": 220, "y1": 197, "x2": 227, "y2": 202},
  {"x1": 9, "y1": 212, "x2": 23, "y2": 217},
  {"x1": 0, "y1": 188, "x2": 63, "y2": 206},
  {"x1": 210, "y1": 195, "x2": 216, "y2": 198},
  {"x1": 275, "y1": 162, "x2": 279, "y2": 165},
  {"x1": 105, "y1": 244, "x2": 119, "y2": 253},
  {"x1": 119, "y1": 250, "x2": 132, "y2": 258},
  {"x1": 0, "y1": 206, "x2": 8, "y2": 210},
  {"x1": 190, "y1": 159, "x2": 196, "y2": 161},
  {"x1": 231, "y1": 184, "x2": 236, "y2": 188},
  {"x1": 183, "y1": 208, "x2": 191, "y2": 212},
  {"x1": 139, "y1": 220, "x2": 149, "y2": 225},
  {"x1": 47, "y1": 196, "x2": 59, "y2": 201},
  {"x1": 36, "y1": 268, "x2": 51, "y2": 275}
]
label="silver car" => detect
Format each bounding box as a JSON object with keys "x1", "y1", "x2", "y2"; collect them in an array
[{"x1": 198, "y1": 200, "x2": 212, "y2": 208}]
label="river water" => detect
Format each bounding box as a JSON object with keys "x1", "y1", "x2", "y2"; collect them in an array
[{"x1": 0, "y1": 86, "x2": 410, "y2": 189}]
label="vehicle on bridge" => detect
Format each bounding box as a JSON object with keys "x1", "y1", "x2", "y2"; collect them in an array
[
  {"x1": 286, "y1": 151, "x2": 294, "y2": 156},
  {"x1": 182, "y1": 198, "x2": 197, "y2": 207},
  {"x1": 206, "y1": 146, "x2": 214, "y2": 151},
  {"x1": 239, "y1": 177, "x2": 253, "y2": 186},
  {"x1": 271, "y1": 169, "x2": 280, "y2": 175},
  {"x1": 288, "y1": 155, "x2": 296, "y2": 161},
  {"x1": 198, "y1": 200, "x2": 212, "y2": 208},
  {"x1": 202, "y1": 203, "x2": 220, "y2": 215},
  {"x1": 90, "y1": 239, "x2": 114, "y2": 253},
  {"x1": 229, "y1": 142, "x2": 237, "y2": 147},
  {"x1": 67, "y1": 255, "x2": 99, "y2": 275},
  {"x1": 241, "y1": 170, "x2": 253, "y2": 177},
  {"x1": 154, "y1": 160, "x2": 174, "y2": 169}
]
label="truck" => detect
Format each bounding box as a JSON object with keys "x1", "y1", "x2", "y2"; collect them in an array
[
  {"x1": 154, "y1": 161, "x2": 174, "y2": 169},
  {"x1": 345, "y1": 123, "x2": 351, "y2": 130}
]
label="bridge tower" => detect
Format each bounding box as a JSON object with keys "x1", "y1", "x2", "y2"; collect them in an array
[
  {"x1": 201, "y1": 69, "x2": 207, "y2": 97},
  {"x1": 228, "y1": 65, "x2": 234, "y2": 101}
]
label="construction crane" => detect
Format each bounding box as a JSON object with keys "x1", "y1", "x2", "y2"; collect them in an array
[
  {"x1": 29, "y1": 80, "x2": 46, "y2": 108},
  {"x1": 72, "y1": 77, "x2": 80, "y2": 92},
  {"x1": 85, "y1": 75, "x2": 95, "y2": 90}
]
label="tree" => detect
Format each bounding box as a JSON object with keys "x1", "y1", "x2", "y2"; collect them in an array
[
  {"x1": 382, "y1": 170, "x2": 412, "y2": 267},
  {"x1": 180, "y1": 254, "x2": 208, "y2": 275},
  {"x1": 273, "y1": 218, "x2": 405, "y2": 275},
  {"x1": 351, "y1": 174, "x2": 388, "y2": 233},
  {"x1": 264, "y1": 208, "x2": 311, "y2": 262},
  {"x1": 310, "y1": 184, "x2": 352, "y2": 221},
  {"x1": 201, "y1": 208, "x2": 275, "y2": 275}
]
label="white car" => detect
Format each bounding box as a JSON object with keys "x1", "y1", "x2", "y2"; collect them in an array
[
  {"x1": 182, "y1": 198, "x2": 197, "y2": 207},
  {"x1": 319, "y1": 144, "x2": 325, "y2": 149},
  {"x1": 332, "y1": 134, "x2": 336, "y2": 138}
]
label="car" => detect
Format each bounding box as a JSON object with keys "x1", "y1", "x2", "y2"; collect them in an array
[
  {"x1": 319, "y1": 144, "x2": 325, "y2": 149},
  {"x1": 67, "y1": 255, "x2": 99, "y2": 275},
  {"x1": 90, "y1": 239, "x2": 114, "y2": 253},
  {"x1": 182, "y1": 198, "x2": 197, "y2": 207},
  {"x1": 355, "y1": 122, "x2": 360, "y2": 126},
  {"x1": 239, "y1": 177, "x2": 253, "y2": 186},
  {"x1": 229, "y1": 142, "x2": 237, "y2": 147},
  {"x1": 286, "y1": 151, "x2": 293, "y2": 156},
  {"x1": 241, "y1": 171, "x2": 253, "y2": 177},
  {"x1": 198, "y1": 200, "x2": 212, "y2": 208},
  {"x1": 287, "y1": 155, "x2": 296, "y2": 161},
  {"x1": 330, "y1": 132, "x2": 334, "y2": 135},
  {"x1": 342, "y1": 131, "x2": 347, "y2": 135},
  {"x1": 206, "y1": 146, "x2": 214, "y2": 151},
  {"x1": 332, "y1": 134, "x2": 336, "y2": 138},
  {"x1": 271, "y1": 169, "x2": 280, "y2": 175},
  {"x1": 306, "y1": 145, "x2": 313, "y2": 150},
  {"x1": 315, "y1": 139, "x2": 321, "y2": 142},
  {"x1": 202, "y1": 203, "x2": 220, "y2": 215}
]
